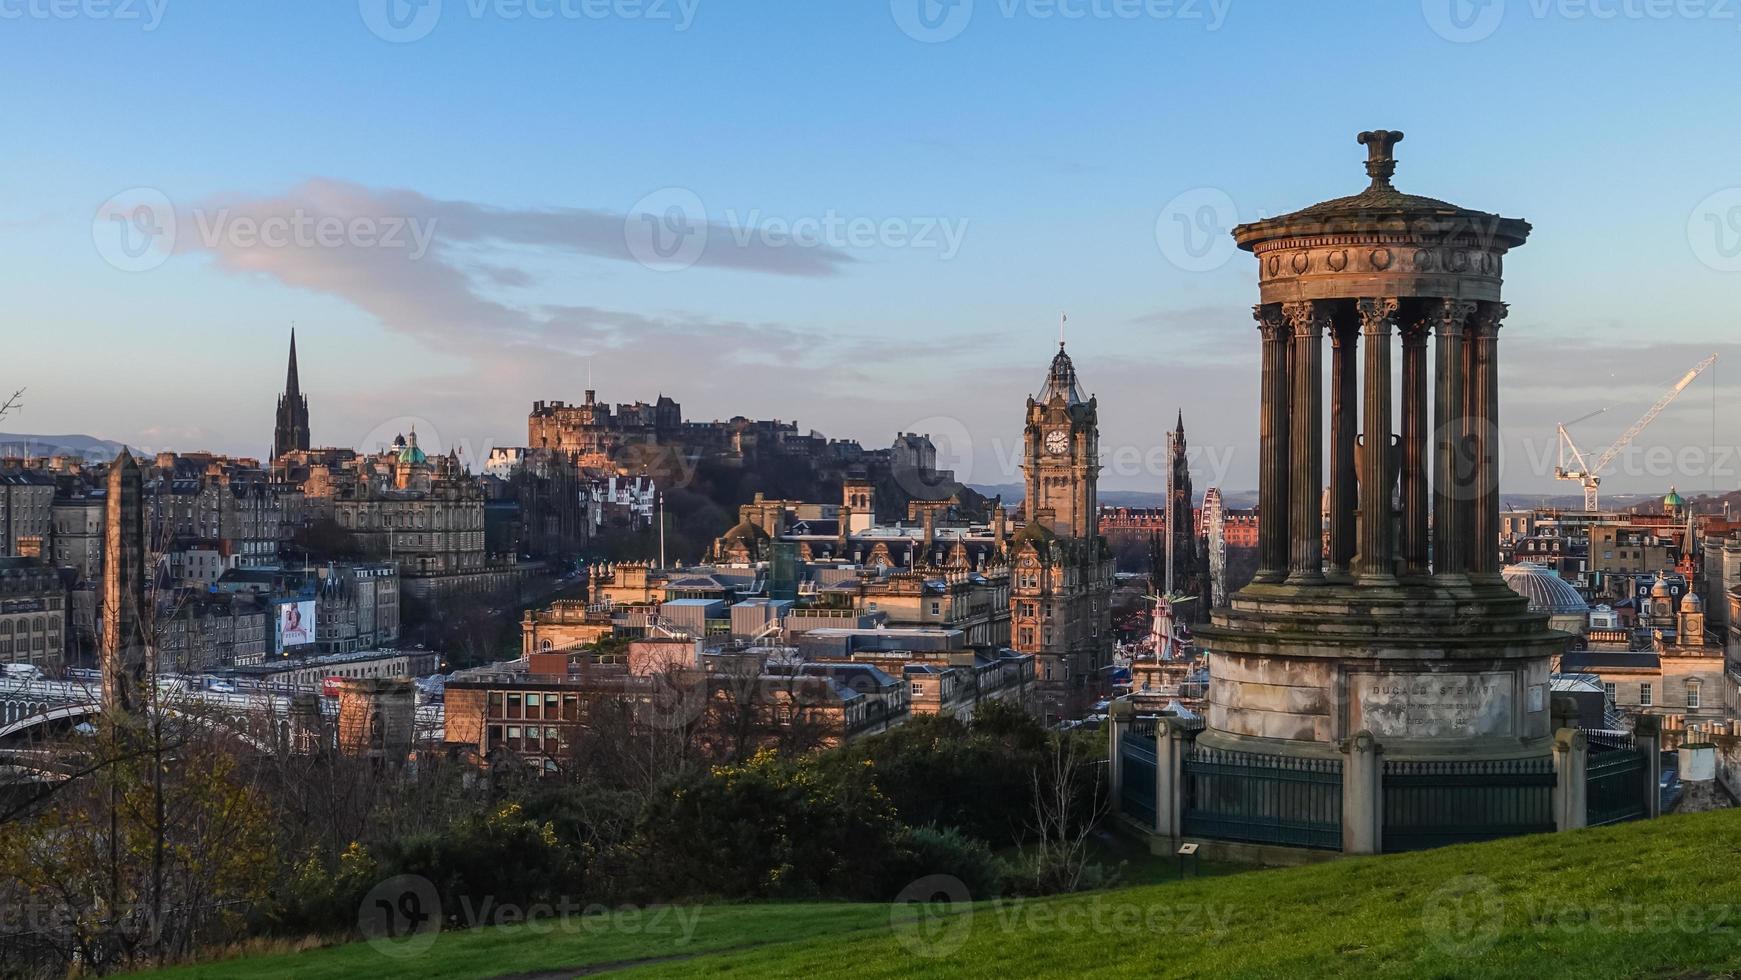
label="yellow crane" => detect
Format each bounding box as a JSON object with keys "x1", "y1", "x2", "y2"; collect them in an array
[{"x1": 1555, "y1": 353, "x2": 1718, "y2": 510}]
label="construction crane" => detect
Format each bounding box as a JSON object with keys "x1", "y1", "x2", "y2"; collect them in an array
[{"x1": 1555, "y1": 353, "x2": 1718, "y2": 510}]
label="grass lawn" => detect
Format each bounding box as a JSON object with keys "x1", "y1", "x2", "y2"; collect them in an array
[{"x1": 138, "y1": 807, "x2": 1741, "y2": 979}]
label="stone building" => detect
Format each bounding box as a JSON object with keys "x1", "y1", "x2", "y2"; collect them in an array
[
  {"x1": 50, "y1": 487, "x2": 104, "y2": 582},
  {"x1": 796, "y1": 627, "x2": 1037, "y2": 720},
  {"x1": 1009, "y1": 340, "x2": 1116, "y2": 720},
  {"x1": 311, "y1": 562, "x2": 400, "y2": 655},
  {"x1": 0, "y1": 471, "x2": 55, "y2": 557},
  {"x1": 212, "y1": 562, "x2": 401, "y2": 656},
  {"x1": 521, "y1": 600, "x2": 616, "y2": 655},
  {"x1": 528, "y1": 390, "x2": 683, "y2": 457},
  {"x1": 155, "y1": 591, "x2": 273, "y2": 671},
  {"x1": 444, "y1": 651, "x2": 909, "y2": 766},
  {"x1": 328, "y1": 444, "x2": 497, "y2": 600},
  {"x1": 0, "y1": 556, "x2": 69, "y2": 671},
  {"x1": 1563, "y1": 571, "x2": 1727, "y2": 724}
]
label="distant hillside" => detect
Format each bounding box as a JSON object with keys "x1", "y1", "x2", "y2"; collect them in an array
[{"x1": 0, "y1": 432, "x2": 128, "y2": 461}]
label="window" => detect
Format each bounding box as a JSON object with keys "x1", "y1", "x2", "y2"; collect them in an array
[
  {"x1": 1603, "y1": 682, "x2": 1617, "y2": 703},
  {"x1": 929, "y1": 602, "x2": 941, "y2": 615},
  {"x1": 1686, "y1": 681, "x2": 1701, "y2": 710},
  {"x1": 911, "y1": 682, "x2": 926, "y2": 697},
  {"x1": 1639, "y1": 683, "x2": 1653, "y2": 707}
]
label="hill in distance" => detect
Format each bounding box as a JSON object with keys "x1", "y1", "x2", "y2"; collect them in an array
[{"x1": 0, "y1": 432, "x2": 130, "y2": 461}]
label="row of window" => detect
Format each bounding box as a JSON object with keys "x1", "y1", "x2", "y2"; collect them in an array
[
  {"x1": 488, "y1": 725, "x2": 562, "y2": 752},
  {"x1": 0, "y1": 616, "x2": 56, "y2": 632},
  {"x1": 487, "y1": 690, "x2": 589, "y2": 721},
  {"x1": 1605, "y1": 679, "x2": 1704, "y2": 709}
]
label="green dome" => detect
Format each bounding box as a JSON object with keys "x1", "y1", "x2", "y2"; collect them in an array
[
  {"x1": 396, "y1": 430, "x2": 428, "y2": 466},
  {"x1": 1663, "y1": 487, "x2": 1685, "y2": 509}
]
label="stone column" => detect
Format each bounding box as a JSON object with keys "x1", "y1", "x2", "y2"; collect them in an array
[
  {"x1": 1254, "y1": 305, "x2": 1291, "y2": 583},
  {"x1": 1466, "y1": 303, "x2": 1507, "y2": 581},
  {"x1": 1399, "y1": 314, "x2": 1431, "y2": 577},
  {"x1": 1328, "y1": 314, "x2": 1359, "y2": 579},
  {"x1": 1635, "y1": 714, "x2": 1664, "y2": 819},
  {"x1": 1432, "y1": 299, "x2": 1477, "y2": 580},
  {"x1": 1285, "y1": 301, "x2": 1329, "y2": 585},
  {"x1": 1158, "y1": 717, "x2": 1192, "y2": 841},
  {"x1": 1553, "y1": 727, "x2": 1589, "y2": 832},
  {"x1": 1340, "y1": 730, "x2": 1384, "y2": 855},
  {"x1": 1355, "y1": 299, "x2": 1398, "y2": 585}
]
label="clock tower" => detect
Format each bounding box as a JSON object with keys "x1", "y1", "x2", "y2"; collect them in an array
[
  {"x1": 1022, "y1": 341, "x2": 1099, "y2": 538},
  {"x1": 1010, "y1": 339, "x2": 1114, "y2": 721}
]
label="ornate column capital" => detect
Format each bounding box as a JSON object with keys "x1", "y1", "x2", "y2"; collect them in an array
[
  {"x1": 1283, "y1": 300, "x2": 1334, "y2": 338},
  {"x1": 1425, "y1": 297, "x2": 1478, "y2": 339},
  {"x1": 1469, "y1": 301, "x2": 1508, "y2": 339},
  {"x1": 1355, "y1": 298, "x2": 1399, "y2": 335},
  {"x1": 1253, "y1": 303, "x2": 1288, "y2": 341}
]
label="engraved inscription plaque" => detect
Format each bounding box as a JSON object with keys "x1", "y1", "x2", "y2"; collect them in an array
[{"x1": 1351, "y1": 671, "x2": 1516, "y2": 739}]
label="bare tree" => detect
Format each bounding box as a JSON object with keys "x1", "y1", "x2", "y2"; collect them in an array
[{"x1": 1026, "y1": 733, "x2": 1110, "y2": 893}]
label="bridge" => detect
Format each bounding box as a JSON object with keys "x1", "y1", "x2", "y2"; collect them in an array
[{"x1": 0, "y1": 671, "x2": 444, "y2": 745}]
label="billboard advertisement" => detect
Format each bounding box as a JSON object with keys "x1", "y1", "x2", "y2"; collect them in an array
[{"x1": 278, "y1": 599, "x2": 316, "y2": 653}]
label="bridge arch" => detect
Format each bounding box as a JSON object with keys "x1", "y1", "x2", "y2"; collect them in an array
[{"x1": 0, "y1": 704, "x2": 274, "y2": 752}]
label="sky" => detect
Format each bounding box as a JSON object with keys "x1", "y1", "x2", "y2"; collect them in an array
[{"x1": 5, "y1": 0, "x2": 1741, "y2": 498}]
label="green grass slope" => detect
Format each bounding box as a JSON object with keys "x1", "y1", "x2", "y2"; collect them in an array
[{"x1": 143, "y1": 808, "x2": 1741, "y2": 980}]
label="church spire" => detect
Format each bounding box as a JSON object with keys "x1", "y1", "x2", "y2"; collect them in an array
[
  {"x1": 273, "y1": 328, "x2": 311, "y2": 460},
  {"x1": 285, "y1": 326, "x2": 301, "y2": 397}
]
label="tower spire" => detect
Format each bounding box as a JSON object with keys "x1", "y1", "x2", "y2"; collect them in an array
[
  {"x1": 286, "y1": 325, "x2": 300, "y2": 396},
  {"x1": 273, "y1": 327, "x2": 311, "y2": 460},
  {"x1": 1059, "y1": 312, "x2": 1067, "y2": 349}
]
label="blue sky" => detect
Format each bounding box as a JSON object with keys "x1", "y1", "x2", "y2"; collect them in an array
[{"x1": 5, "y1": 0, "x2": 1741, "y2": 496}]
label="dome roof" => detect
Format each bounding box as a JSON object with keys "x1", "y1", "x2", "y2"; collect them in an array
[
  {"x1": 1233, "y1": 130, "x2": 1531, "y2": 252},
  {"x1": 1664, "y1": 487, "x2": 1686, "y2": 508},
  {"x1": 1502, "y1": 563, "x2": 1588, "y2": 616},
  {"x1": 1682, "y1": 590, "x2": 1704, "y2": 612},
  {"x1": 1651, "y1": 572, "x2": 1673, "y2": 598},
  {"x1": 397, "y1": 429, "x2": 428, "y2": 466}
]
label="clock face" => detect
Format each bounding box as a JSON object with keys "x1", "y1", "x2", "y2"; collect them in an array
[{"x1": 1045, "y1": 429, "x2": 1069, "y2": 455}]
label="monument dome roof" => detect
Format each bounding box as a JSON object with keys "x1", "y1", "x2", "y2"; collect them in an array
[
  {"x1": 1502, "y1": 563, "x2": 1588, "y2": 616},
  {"x1": 1233, "y1": 130, "x2": 1531, "y2": 252},
  {"x1": 1663, "y1": 487, "x2": 1686, "y2": 508}
]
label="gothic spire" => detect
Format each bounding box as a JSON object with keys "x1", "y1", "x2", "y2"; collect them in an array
[
  {"x1": 285, "y1": 327, "x2": 301, "y2": 397},
  {"x1": 273, "y1": 328, "x2": 311, "y2": 459}
]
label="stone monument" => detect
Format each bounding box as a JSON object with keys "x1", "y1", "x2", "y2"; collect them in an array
[{"x1": 1195, "y1": 130, "x2": 1567, "y2": 762}]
